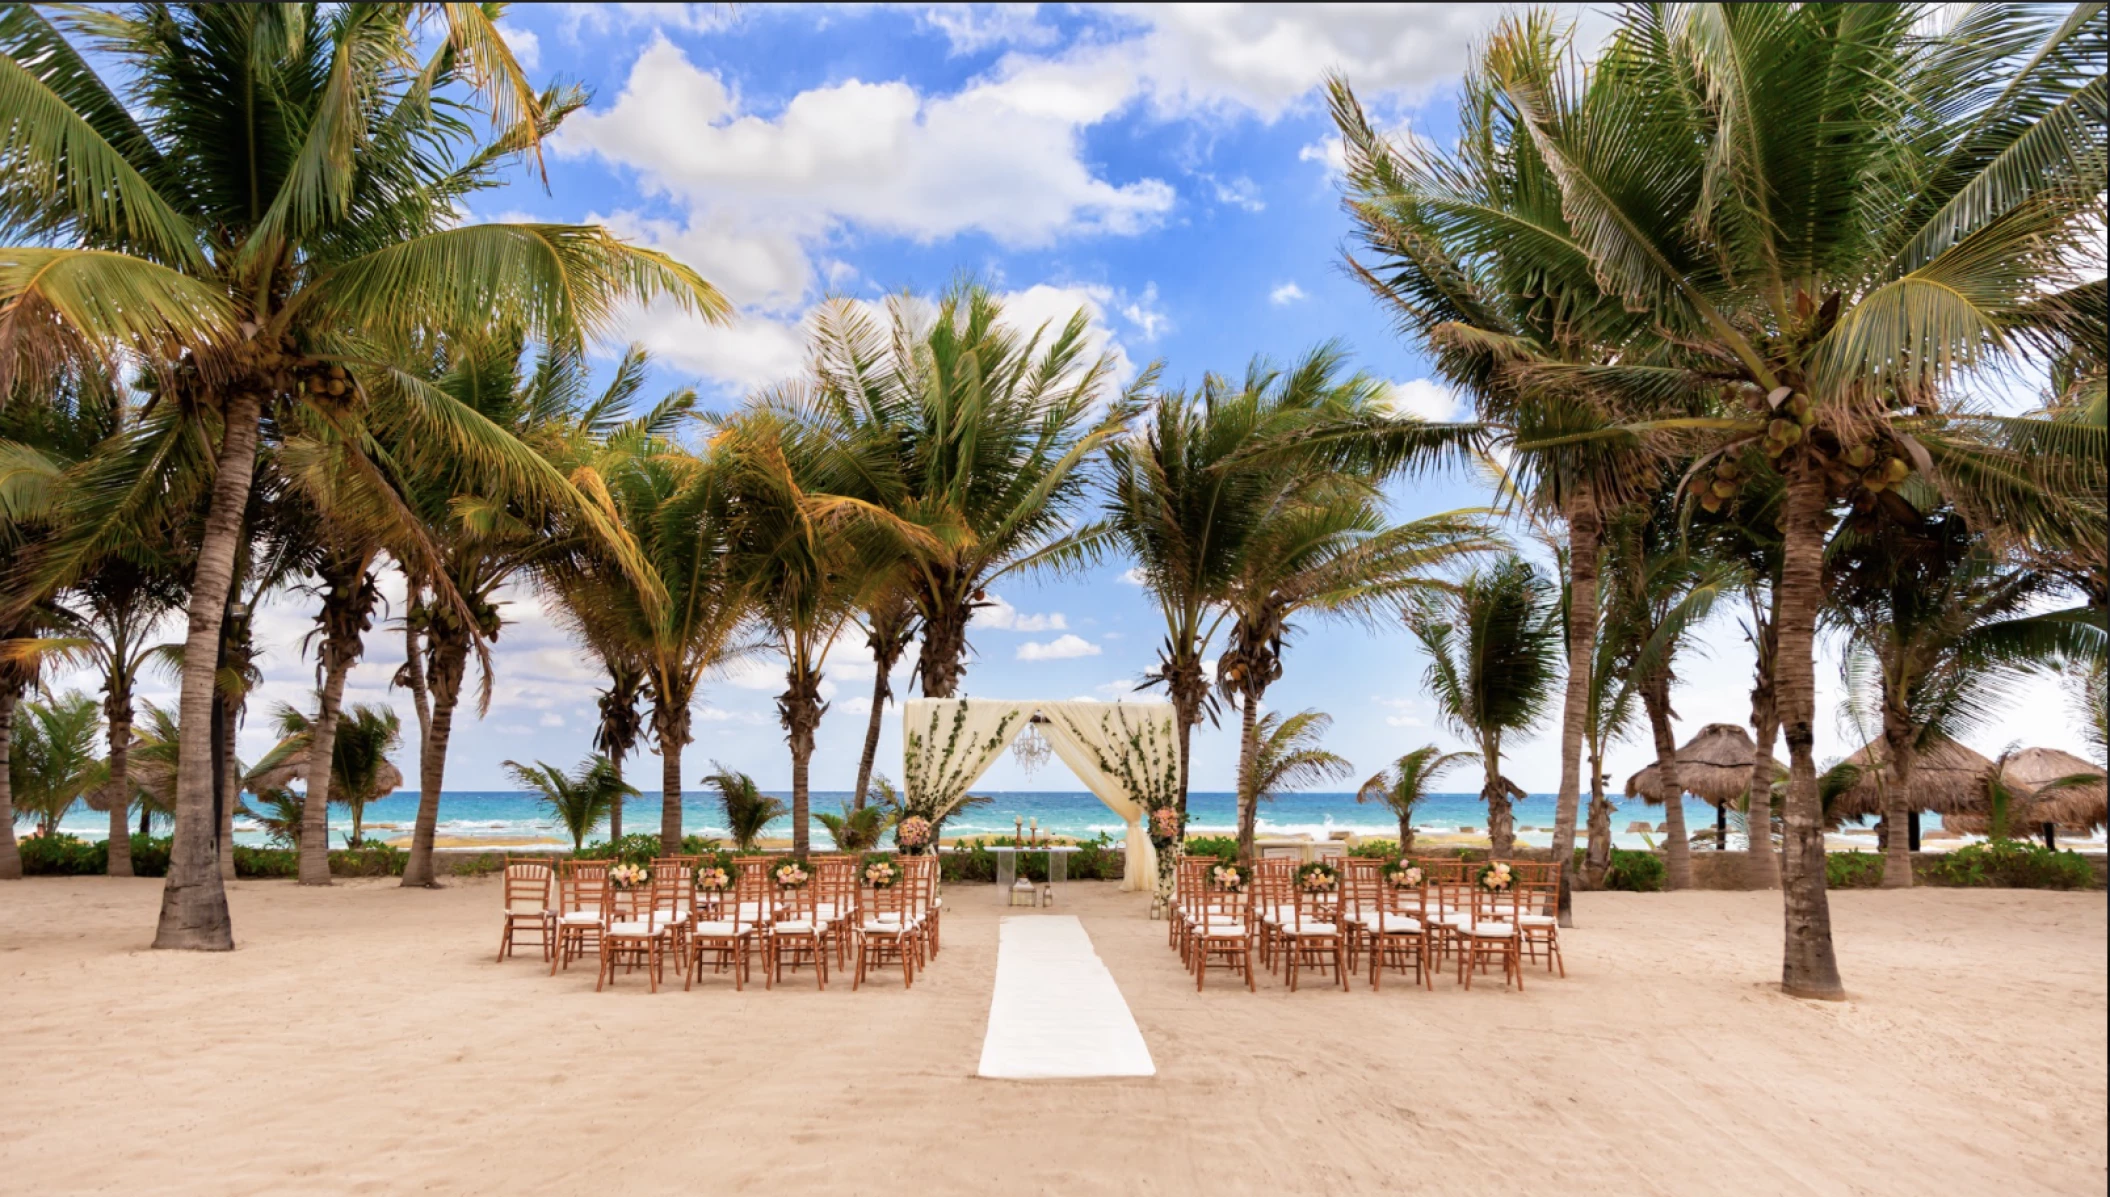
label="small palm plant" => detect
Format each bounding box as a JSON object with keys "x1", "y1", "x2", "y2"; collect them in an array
[
  {"x1": 1357, "y1": 746, "x2": 1476, "y2": 852},
  {"x1": 12, "y1": 692, "x2": 106, "y2": 836},
  {"x1": 817, "y1": 801, "x2": 889, "y2": 852},
  {"x1": 1249, "y1": 710, "x2": 1353, "y2": 812},
  {"x1": 242, "y1": 788, "x2": 305, "y2": 849},
  {"x1": 505, "y1": 757, "x2": 635, "y2": 853},
  {"x1": 703, "y1": 764, "x2": 786, "y2": 853}
]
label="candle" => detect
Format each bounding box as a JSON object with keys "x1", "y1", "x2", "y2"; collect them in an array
[{"x1": 1015, "y1": 816, "x2": 1023, "y2": 842}]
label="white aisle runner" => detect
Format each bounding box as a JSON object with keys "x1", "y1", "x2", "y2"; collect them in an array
[{"x1": 976, "y1": 915, "x2": 1156, "y2": 1080}]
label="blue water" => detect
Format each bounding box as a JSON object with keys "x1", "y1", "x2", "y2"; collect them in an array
[{"x1": 53, "y1": 788, "x2": 1735, "y2": 848}]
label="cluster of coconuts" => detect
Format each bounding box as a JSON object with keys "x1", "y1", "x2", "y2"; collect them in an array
[
  {"x1": 297, "y1": 360, "x2": 355, "y2": 405},
  {"x1": 1703, "y1": 384, "x2": 1913, "y2": 515}
]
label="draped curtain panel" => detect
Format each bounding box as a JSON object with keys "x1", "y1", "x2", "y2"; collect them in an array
[{"x1": 902, "y1": 699, "x2": 1175, "y2": 892}]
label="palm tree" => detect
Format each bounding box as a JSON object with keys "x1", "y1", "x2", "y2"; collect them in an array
[
  {"x1": 1407, "y1": 555, "x2": 1561, "y2": 857},
  {"x1": 541, "y1": 437, "x2": 749, "y2": 858},
  {"x1": 1086, "y1": 348, "x2": 1406, "y2": 818},
  {"x1": 11, "y1": 691, "x2": 102, "y2": 837},
  {"x1": 704, "y1": 765, "x2": 785, "y2": 854},
  {"x1": 1330, "y1": 16, "x2": 1670, "y2": 920},
  {"x1": 1480, "y1": 3, "x2": 2104, "y2": 998},
  {"x1": 591, "y1": 655, "x2": 647, "y2": 842},
  {"x1": 504, "y1": 756, "x2": 633, "y2": 853},
  {"x1": 395, "y1": 339, "x2": 698, "y2": 886},
  {"x1": 1217, "y1": 488, "x2": 1490, "y2": 860},
  {"x1": 1357, "y1": 745, "x2": 1475, "y2": 851},
  {"x1": 1603, "y1": 498, "x2": 1744, "y2": 890},
  {"x1": 1247, "y1": 710, "x2": 1353, "y2": 818},
  {"x1": 65, "y1": 556, "x2": 185, "y2": 876},
  {"x1": 816, "y1": 800, "x2": 889, "y2": 853},
  {"x1": 715, "y1": 407, "x2": 924, "y2": 856},
  {"x1": 847, "y1": 590, "x2": 917, "y2": 811},
  {"x1": 250, "y1": 702, "x2": 404, "y2": 850},
  {"x1": 791, "y1": 286, "x2": 1135, "y2": 699},
  {"x1": 1, "y1": 6, "x2": 724, "y2": 947},
  {"x1": 1832, "y1": 510, "x2": 2101, "y2": 885},
  {"x1": 241, "y1": 788, "x2": 304, "y2": 849}
]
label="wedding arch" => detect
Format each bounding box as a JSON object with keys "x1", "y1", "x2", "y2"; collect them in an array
[{"x1": 900, "y1": 699, "x2": 1178, "y2": 892}]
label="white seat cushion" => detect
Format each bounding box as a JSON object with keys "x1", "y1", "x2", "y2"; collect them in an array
[
  {"x1": 558, "y1": 912, "x2": 601, "y2": 926},
  {"x1": 608, "y1": 921, "x2": 665, "y2": 937},
  {"x1": 691, "y1": 921, "x2": 746, "y2": 937},
  {"x1": 772, "y1": 919, "x2": 828, "y2": 935},
  {"x1": 1518, "y1": 914, "x2": 1556, "y2": 928},
  {"x1": 1286, "y1": 920, "x2": 1339, "y2": 935},
  {"x1": 860, "y1": 917, "x2": 915, "y2": 934},
  {"x1": 1197, "y1": 922, "x2": 1248, "y2": 937},
  {"x1": 1359, "y1": 914, "x2": 1423, "y2": 934},
  {"x1": 1468, "y1": 922, "x2": 1516, "y2": 937}
]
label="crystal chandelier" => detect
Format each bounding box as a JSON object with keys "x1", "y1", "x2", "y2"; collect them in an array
[{"x1": 1013, "y1": 720, "x2": 1052, "y2": 774}]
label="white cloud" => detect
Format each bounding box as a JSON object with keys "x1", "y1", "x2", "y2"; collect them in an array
[
  {"x1": 1118, "y1": 566, "x2": 1149, "y2": 586},
  {"x1": 1209, "y1": 174, "x2": 1265, "y2": 212},
  {"x1": 1384, "y1": 378, "x2": 1462, "y2": 422},
  {"x1": 1017, "y1": 633, "x2": 1103, "y2": 661},
  {"x1": 538, "y1": 711, "x2": 566, "y2": 728},
  {"x1": 496, "y1": 22, "x2": 540, "y2": 69},
  {"x1": 1269, "y1": 281, "x2": 1308, "y2": 306},
  {"x1": 922, "y1": 4, "x2": 1058, "y2": 55},
  {"x1": 979, "y1": 594, "x2": 1068, "y2": 633},
  {"x1": 1299, "y1": 135, "x2": 1348, "y2": 175},
  {"x1": 1118, "y1": 283, "x2": 1171, "y2": 342}
]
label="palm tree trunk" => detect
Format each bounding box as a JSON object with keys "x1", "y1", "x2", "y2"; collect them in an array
[
  {"x1": 154, "y1": 388, "x2": 260, "y2": 950},
  {"x1": 401, "y1": 636, "x2": 467, "y2": 887},
  {"x1": 914, "y1": 586, "x2": 972, "y2": 699},
  {"x1": 1879, "y1": 703, "x2": 1916, "y2": 889},
  {"x1": 0, "y1": 686, "x2": 19, "y2": 880},
  {"x1": 351, "y1": 799, "x2": 365, "y2": 848},
  {"x1": 1234, "y1": 690, "x2": 1261, "y2": 862},
  {"x1": 218, "y1": 693, "x2": 239, "y2": 882},
  {"x1": 1551, "y1": 495, "x2": 1599, "y2": 924},
  {"x1": 105, "y1": 706, "x2": 133, "y2": 877},
  {"x1": 1641, "y1": 672, "x2": 1693, "y2": 889},
  {"x1": 608, "y1": 754, "x2": 623, "y2": 842},
  {"x1": 1584, "y1": 755, "x2": 1613, "y2": 885},
  {"x1": 1775, "y1": 457, "x2": 1844, "y2": 999},
  {"x1": 1483, "y1": 772, "x2": 1519, "y2": 857},
  {"x1": 659, "y1": 728, "x2": 683, "y2": 856},
  {"x1": 1398, "y1": 813, "x2": 1414, "y2": 852},
  {"x1": 781, "y1": 663, "x2": 824, "y2": 858},
  {"x1": 138, "y1": 805, "x2": 149, "y2": 838},
  {"x1": 298, "y1": 643, "x2": 355, "y2": 885},
  {"x1": 851, "y1": 662, "x2": 889, "y2": 810},
  {"x1": 1744, "y1": 629, "x2": 1783, "y2": 888}
]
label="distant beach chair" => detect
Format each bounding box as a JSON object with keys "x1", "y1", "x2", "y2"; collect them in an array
[{"x1": 495, "y1": 857, "x2": 555, "y2": 964}]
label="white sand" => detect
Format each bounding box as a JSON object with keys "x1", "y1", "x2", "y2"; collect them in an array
[{"x1": 1, "y1": 877, "x2": 2102, "y2": 1194}]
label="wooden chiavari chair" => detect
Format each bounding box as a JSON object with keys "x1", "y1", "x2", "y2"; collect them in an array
[
  {"x1": 551, "y1": 860, "x2": 609, "y2": 975},
  {"x1": 1364, "y1": 865, "x2": 1432, "y2": 991},
  {"x1": 853, "y1": 868, "x2": 919, "y2": 989},
  {"x1": 767, "y1": 872, "x2": 829, "y2": 990},
  {"x1": 649, "y1": 856, "x2": 697, "y2": 959},
  {"x1": 597, "y1": 869, "x2": 675, "y2": 993},
  {"x1": 1457, "y1": 874, "x2": 1523, "y2": 991},
  {"x1": 1250, "y1": 859, "x2": 1295, "y2": 974},
  {"x1": 1172, "y1": 858, "x2": 1212, "y2": 966},
  {"x1": 814, "y1": 857, "x2": 859, "y2": 970},
  {"x1": 1509, "y1": 863, "x2": 1563, "y2": 976},
  {"x1": 685, "y1": 866, "x2": 756, "y2": 991},
  {"x1": 1340, "y1": 858, "x2": 1381, "y2": 973},
  {"x1": 1278, "y1": 868, "x2": 1348, "y2": 992},
  {"x1": 1192, "y1": 871, "x2": 1254, "y2": 992},
  {"x1": 496, "y1": 857, "x2": 555, "y2": 963}
]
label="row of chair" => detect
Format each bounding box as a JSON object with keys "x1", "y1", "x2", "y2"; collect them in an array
[
  {"x1": 497, "y1": 855, "x2": 945, "y2": 993},
  {"x1": 1171, "y1": 857, "x2": 1563, "y2": 992}
]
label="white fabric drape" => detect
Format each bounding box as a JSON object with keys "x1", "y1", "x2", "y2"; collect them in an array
[{"x1": 902, "y1": 698, "x2": 1174, "y2": 893}]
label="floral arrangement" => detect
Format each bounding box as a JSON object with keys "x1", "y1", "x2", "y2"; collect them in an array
[
  {"x1": 1149, "y1": 807, "x2": 1181, "y2": 844},
  {"x1": 1477, "y1": 861, "x2": 1515, "y2": 892},
  {"x1": 1383, "y1": 860, "x2": 1425, "y2": 889},
  {"x1": 1208, "y1": 863, "x2": 1245, "y2": 891},
  {"x1": 609, "y1": 863, "x2": 649, "y2": 890},
  {"x1": 896, "y1": 815, "x2": 934, "y2": 851},
  {"x1": 862, "y1": 856, "x2": 899, "y2": 889},
  {"x1": 1296, "y1": 861, "x2": 1339, "y2": 892},
  {"x1": 772, "y1": 859, "x2": 812, "y2": 889},
  {"x1": 694, "y1": 864, "x2": 733, "y2": 892}
]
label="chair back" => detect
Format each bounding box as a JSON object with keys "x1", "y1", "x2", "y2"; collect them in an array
[
  {"x1": 1252, "y1": 858, "x2": 1293, "y2": 922},
  {"x1": 651, "y1": 857, "x2": 696, "y2": 920},
  {"x1": 775, "y1": 874, "x2": 818, "y2": 923},
  {"x1": 731, "y1": 861, "x2": 774, "y2": 927},
  {"x1": 503, "y1": 858, "x2": 552, "y2": 915},
  {"x1": 1200, "y1": 876, "x2": 1247, "y2": 934},
  {"x1": 557, "y1": 860, "x2": 609, "y2": 920},
  {"x1": 817, "y1": 856, "x2": 858, "y2": 923},
  {"x1": 867, "y1": 870, "x2": 912, "y2": 924},
  {"x1": 1342, "y1": 858, "x2": 1380, "y2": 923}
]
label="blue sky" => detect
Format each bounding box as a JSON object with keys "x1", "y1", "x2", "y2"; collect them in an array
[{"x1": 54, "y1": 4, "x2": 2093, "y2": 796}]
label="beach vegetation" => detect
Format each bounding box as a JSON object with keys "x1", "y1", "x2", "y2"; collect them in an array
[
  {"x1": 1925, "y1": 840, "x2": 2099, "y2": 890},
  {"x1": 505, "y1": 756, "x2": 636, "y2": 853},
  {"x1": 705, "y1": 765, "x2": 786, "y2": 853},
  {"x1": 1357, "y1": 746, "x2": 1476, "y2": 852}
]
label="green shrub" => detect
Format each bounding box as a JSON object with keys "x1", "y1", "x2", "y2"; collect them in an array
[
  {"x1": 1926, "y1": 839, "x2": 2097, "y2": 889},
  {"x1": 1574, "y1": 847, "x2": 1665, "y2": 892},
  {"x1": 1348, "y1": 839, "x2": 1400, "y2": 859},
  {"x1": 1825, "y1": 850, "x2": 1888, "y2": 888},
  {"x1": 1181, "y1": 835, "x2": 1239, "y2": 864},
  {"x1": 938, "y1": 834, "x2": 1122, "y2": 883},
  {"x1": 575, "y1": 832, "x2": 669, "y2": 866}
]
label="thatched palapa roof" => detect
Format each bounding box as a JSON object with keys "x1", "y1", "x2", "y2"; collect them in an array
[
  {"x1": 1827, "y1": 737, "x2": 1997, "y2": 820},
  {"x1": 247, "y1": 752, "x2": 404, "y2": 799},
  {"x1": 1624, "y1": 723, "x2": 1781, "y2": 806},
  {"x1": 1945, "y1": 747, "x2": 2107, "y2": 835}
]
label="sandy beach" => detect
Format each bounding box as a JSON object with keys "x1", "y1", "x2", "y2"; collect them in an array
[{"x1": 2, "y1": 877, "x2": 2102, "y2": 1195}]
